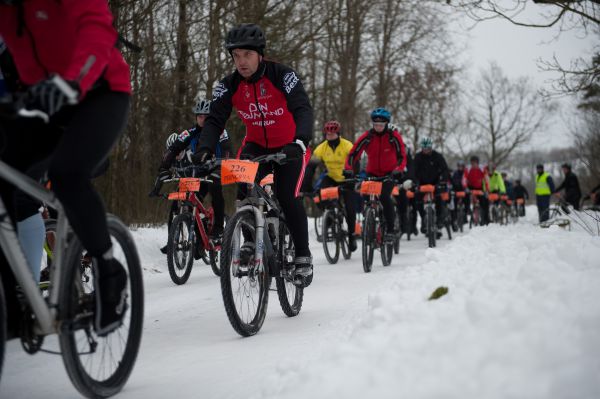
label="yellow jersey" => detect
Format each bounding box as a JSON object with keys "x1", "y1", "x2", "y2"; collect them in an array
[{"x1": 313, "y1": 138, "x2": 354, "y2": 183}]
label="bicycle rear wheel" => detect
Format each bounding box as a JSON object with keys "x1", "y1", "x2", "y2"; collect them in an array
[
  {"x1": 167, "y1": 212, "x2": 195, "y2": 285},
  {"x1": 362, "y1": 208, "x2": 375, "y2": 273},
  {"x1": 0, "y1": 273, "x2": 5, "y2": 383},
  {"x1": 457, "y1": 205, "x2": 464, "y2": 233},
  {"x1": 59, "y1": 214, "x2": 144, "y2": 399},
  {"x1": 322, "y1": 209, "x2": 340, "y2": 264},
  {"x1": 406, "y1": 207, "x2": 413, "y2": 241},
  {"x1": 221, "y1": 210, "x2": 269, "y2": 337},
  {"x1": 393, "y1": 210, "x2": 400, "y2": 254},
  {"x1": 276, "y1": 222, "x2": 304, "y2": 317}
]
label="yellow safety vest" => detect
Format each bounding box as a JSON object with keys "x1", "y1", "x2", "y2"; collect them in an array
[{"x1": 535, "y1": 172, "x2": 551, "y2": 196}]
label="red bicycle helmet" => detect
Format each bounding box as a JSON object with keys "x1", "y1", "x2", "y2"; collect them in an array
[{"x1": 323, "y1": 120, "x2": 341, "y2": 134}]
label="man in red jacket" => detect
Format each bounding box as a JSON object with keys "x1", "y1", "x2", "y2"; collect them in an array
[
  {"x1": 194, "y1": 24, "x2": 314, "y2": 287},
  {"x1": 464, "y1": 155, "x2": 490, "y2": 225},
  {"x1": 0, "y1": 0, "x2": 131, "y2": 336},
  {"x1": 345, "y1": 107, "x2": 406, "y2": 242}
]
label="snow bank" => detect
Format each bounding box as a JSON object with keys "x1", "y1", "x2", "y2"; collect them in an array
[{"x1": 261, "y1": 224, "x2": 600, "y2": 399}]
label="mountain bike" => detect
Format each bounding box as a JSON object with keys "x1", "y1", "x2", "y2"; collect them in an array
[
  {"x1": 469, "y1": 190, "x2": 485, "y2": 228},
  {"x1": 405, "y1": 189, "x2": 416, "y2": 241},
  {"x1": 438, "y1": 187, "x2": 453, "y2": 241},
  {"x1": 516, "y1": 198, "x2": 526, "y2": 217},
  {"x1": 391, "y1": 186, "x2": 402, "y2": 254},
  {"x1": 360, "y1": 177, "x2": 394, "y2": 273},
  {"x1": 489, "y1": 193, "x2": 505, "y2": 224},
  {"x1": 454, "y1": 191, "x2": 467, "y2": 233},
  {"x1": 0, "y1": 152, "x2": 144, "y2": 398},
  {"x1": 156, "y1": 172, "x2": 222, "y2": 284},
  {"x1": 419, "y1": 184, "x2": 438, "y2": 248},
  {"x1": 320, "y1": 184, "x2": 353, "y2": 264},
  {"x1": 215, "y1": 154, "x2": 304, "y2": 337},
  {"x1": 506, "y1": 197, "x2": 518, "y2": 224}
]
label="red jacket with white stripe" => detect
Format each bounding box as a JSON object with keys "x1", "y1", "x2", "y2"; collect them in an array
[
  {"x1": 345, "y1": 129, "x2": 407, "y2": 177},
  {"x1": 0, "y1": 0, "x2": 131, "y2": 97}
]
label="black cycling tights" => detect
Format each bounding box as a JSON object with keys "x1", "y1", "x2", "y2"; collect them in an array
[
  {"x1": 238, "y1": 142, "x2": 310, "y2": 257},
  {"x1": 0, "y1": 89, "x2": 130, "y2": 257}
]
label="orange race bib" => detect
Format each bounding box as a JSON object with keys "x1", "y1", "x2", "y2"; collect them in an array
[
  {"x1": 440, "y1": 192, "x2": 450, "y2": 201},
  {"x1": 488, "y1": 193, "x2": 499, "y2": 202},
  {"x1": 259, "y1": 174, "x2": 274, "y2": 187},
  {"x1": 221, "y1": 159, "x2": 259, "y2": 185},
  {"x1": 360, "y1": 181, "x2": 383, "y2": 196},
  {"x1": 320, "y1": 187, "x2": 339, "y2": 200},
  {"x1": 168, "y1": 192, "x2": 187, "y2": 201},
  {"x1": 406, "y1": 191, "x2": 415, "y2": 199},
  {"x1": 178, "y1": 178, "x2": 201, "y2": 192},
  {"x1": 392, "y1": 186, "x2": 400, "y2": 196},
  {"x1": 471, "y1": 190, "x2": 484, "y2": 196},
  {"x1": 419, "y1": 184, "x2": 435, "y2": 194},
  {"x1": 313, "y1": 195, "x2": 321, "y2": 204},
  {"x1": 517, "y1": 198, "x2": 525, "y2": 205},
  {"x1": 456, "y1": 191, "x2": 466, "y2": 198}
]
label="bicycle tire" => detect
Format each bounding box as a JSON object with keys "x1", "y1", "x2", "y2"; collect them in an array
[
  {"x1": 381, "y1": 228, "x2": 393, "y2": 267},
  {"x1": 393, "y1": 211, "x2": 400, "y2": 254},
  {"x1": 209, "y1": 249, "x2": 221, "y2": 276},
  {"x1": 427, "y1": 206, "x2": 436, "y2": 248},
  {"x1": 275, "y1": 221, "x2": 304, "y2": 317},
  {"x1": 0, "y1": 273, "x2": 5, "y2": 383},
  {"x1": 167, "y1": 213, "x2": 195, "y2": 285},
  {"x1": 220, "y1": 210, "x2": 269, "y2": 337},
  {"x1": 457, "y1": 205, "x2": 464, "y2": 233},
  {"x1": 406, "y1": 206, "x2": 413, "y2": 241},
  {"x1": 59, "y1": 214, "x2": 144, "y2": 399},
  {"x1": 362, "y1": 208, "x2": 375, "y2": 273},
  {"x1": 314, "y1": 213, "x2": 323, "y2": 243},
  {"x1": 322, "y1": 210, "x2": 340, "y2": 264}
]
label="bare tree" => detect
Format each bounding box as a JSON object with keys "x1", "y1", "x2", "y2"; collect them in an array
[
  {"x1": 468, "y1": 62, "x2": 551, "y2": 166},
  {"x1": 449, "y1": 0, "x2": 600, "y2": 95}
]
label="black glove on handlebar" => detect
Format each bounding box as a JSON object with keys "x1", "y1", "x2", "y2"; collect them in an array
[
  {"x1": 343, "y1": 170, "x2": 354, "y2": 179},
  {"x1": 26, "y1": 75, "x2": 79, "y2": 117}
]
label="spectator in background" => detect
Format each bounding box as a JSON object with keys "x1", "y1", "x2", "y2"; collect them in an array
[
  {"x1": 554, "y1": 163, "x2": 582, "y2": 210},
  {"x1": 535, "y1": 164, "x2": 555, "y2": 223}
]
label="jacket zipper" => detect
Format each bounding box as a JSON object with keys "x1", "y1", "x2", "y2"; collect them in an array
[{"x1": 252, "y1": 82, "x2": 268, "y2": 148}]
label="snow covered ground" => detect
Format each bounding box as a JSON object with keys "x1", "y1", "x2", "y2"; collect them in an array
[{"x1": 2, "y1": 207, "x2": 599, "y2": 399}]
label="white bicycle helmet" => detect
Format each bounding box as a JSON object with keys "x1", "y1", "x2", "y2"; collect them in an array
[
  {"x1": 166, "y1": 132, "x2": 178, "y2": 149},
  {"x1": 192, "y1": 98, "x2": 211, "y2": 115}
]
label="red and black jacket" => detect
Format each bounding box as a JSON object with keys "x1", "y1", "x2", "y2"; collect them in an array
[
  {"x1": 199, "y1": 60, "x2": 313, "y2": 151},
  {"x1": 346, "y1": 128, "x2": 407, "y2": 177},
  {"x1": 0, "y1": 0, "x2": 131, "y2": 97}
]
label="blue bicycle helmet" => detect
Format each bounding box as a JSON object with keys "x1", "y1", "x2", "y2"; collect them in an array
[{"x1": 370, "y1": 107, "x2": 391, "y2": 122}]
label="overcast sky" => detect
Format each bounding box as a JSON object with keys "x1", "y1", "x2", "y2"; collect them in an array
[{"x1": 452, "y1": 3, "x2": 597, "y2": 150}]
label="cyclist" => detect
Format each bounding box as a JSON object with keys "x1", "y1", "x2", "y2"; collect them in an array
[
  {"x1": 450, "y1": 160, "x2": 468, "y2": 230},
  {"x1": 487, "y1": 163, "x2": 506, "y2": 194},
  {"x1": 554, "y1": 163, "x2": 582, "y2": 210},
  {"x1": 387, "y1": 123, "x2": 414, "y2": 237},
  {"x1": 312, "y1": 120, "x2": 357, "y2": 251},
  {"x1": 513, "y1": 179, "x2": 529, "y2": 216},
  {"x1": 345, "y1": 107, "x2": 407, "y2": 243},
  {"x1": 151, "y1": 99, "x2": 231, "y2": 252},
  {"x1": 465, "y1": 155, "x2": 490, "y2": 225},
  {"x1": 193, "y1": 24, "x2": 314, "y2": 286},
  {"x1": 535, "y1": 164, "x2": 555, "y2": 223},
  {"x1": 0, "y1": 1, "x2": 130, "y2": 336},
  {"x1": 412, "y1": 137, "x2": 450, "y2": 237}
]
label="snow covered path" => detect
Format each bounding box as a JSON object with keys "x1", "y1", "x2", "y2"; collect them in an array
[{"x1": 2, "y1": 216, "x2": 599, "y2": 399}]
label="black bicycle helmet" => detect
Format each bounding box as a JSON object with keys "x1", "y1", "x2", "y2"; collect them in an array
[{"x1": 225, "y1": 24, "x2": 266, "y2": 55}]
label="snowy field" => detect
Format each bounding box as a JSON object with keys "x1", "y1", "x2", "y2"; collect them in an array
[{"x1": 2, "y1": 207, "x2": 599, "y2": 399}]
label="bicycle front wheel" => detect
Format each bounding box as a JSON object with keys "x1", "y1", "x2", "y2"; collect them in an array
[
  {"x1": 167, "y1": 212, "x2": 195, "y2": 285},
  {"x1": 426, "y1": 206, "x2": 436, "y2": 248},
  {"x1": 59, "y1": 214, "x2": 144, "y2": 399},
  {"x1": 362, "y1": 208, "x2": 375, "y2": 273},
  {"x1": 0, "y1": 273, "x2": 6, "y2": 383},
  {"x1": 221, "y1": 209, "x2": 269, "y2": 337},
  {"x1": 322, "y1": 209, "x2": 340, "y2": 264}
]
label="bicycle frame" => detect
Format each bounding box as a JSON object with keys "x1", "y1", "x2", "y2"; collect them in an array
[{"x1": 0, "y1": 159, "x2": 69, "y2": 336}]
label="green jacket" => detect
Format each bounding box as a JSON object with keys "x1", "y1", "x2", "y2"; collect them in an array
[{"x1": 488, "y1": 171, "x2": 506, "y2": 194}]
